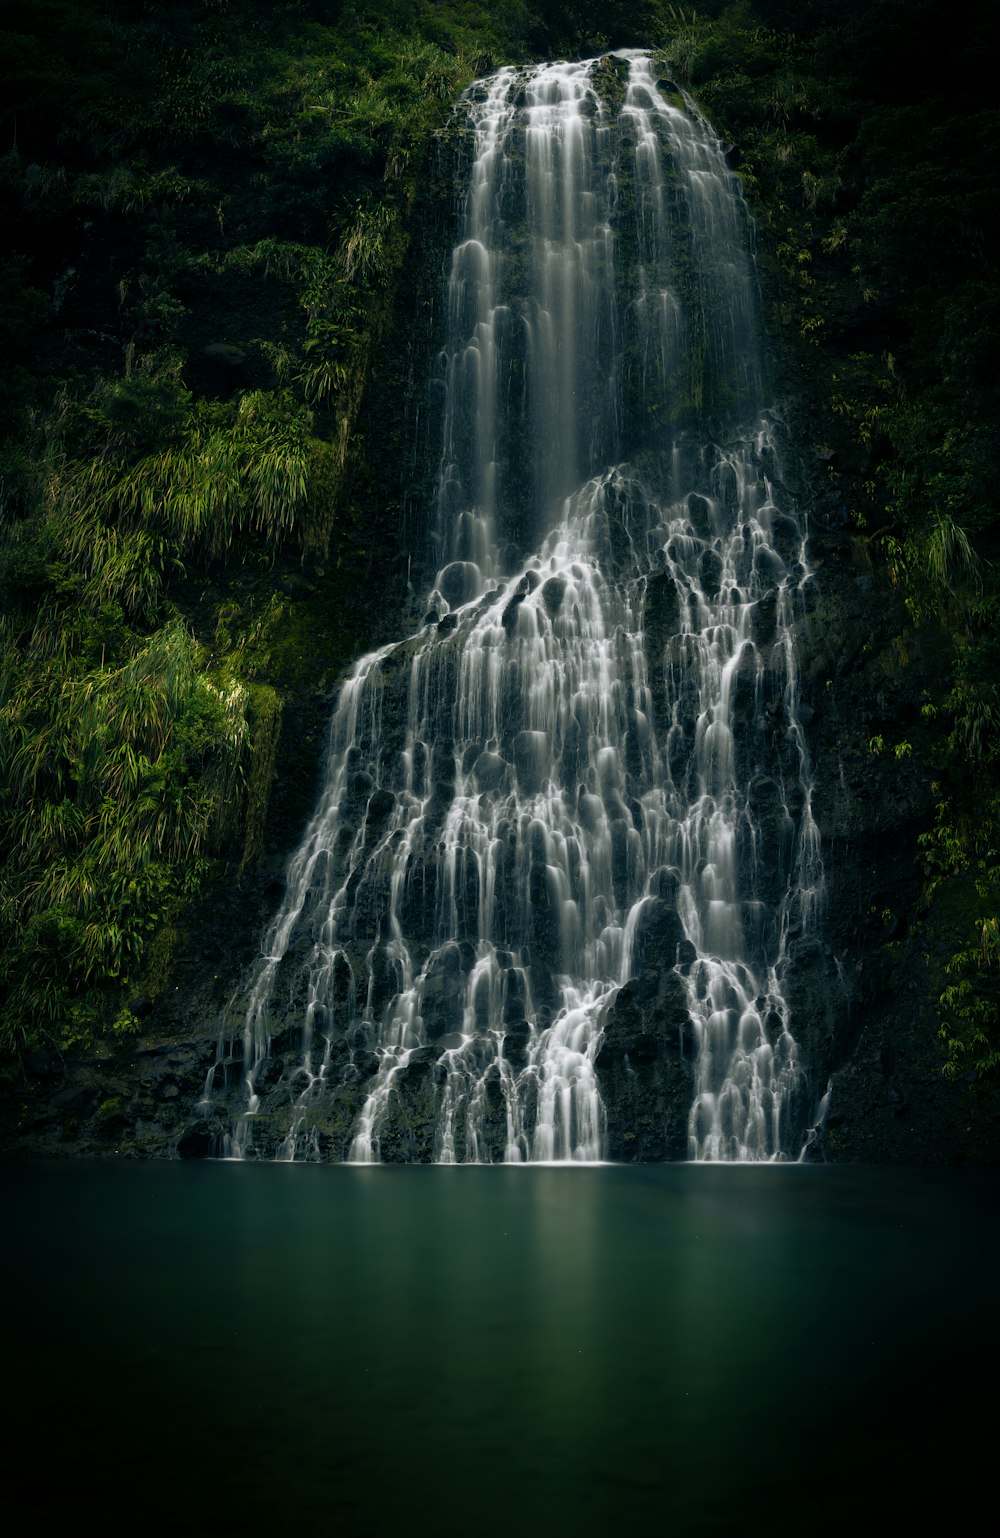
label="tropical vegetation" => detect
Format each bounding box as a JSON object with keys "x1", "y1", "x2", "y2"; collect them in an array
[{"x1": 1, "y1": 0, "x2": 998, "y2": 1101}]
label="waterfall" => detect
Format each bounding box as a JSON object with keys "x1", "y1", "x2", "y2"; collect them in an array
[{"x1": 198, "y1": 51, "x2": 824, "y2": 1163}]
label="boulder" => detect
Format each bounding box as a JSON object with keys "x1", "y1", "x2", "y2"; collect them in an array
[
  {"x1": 597, "y1": 969, "x2": 695, "y2": 1160},
  {"x1": 420, "y1": 943, "x2": 466, "y2": 1040}
]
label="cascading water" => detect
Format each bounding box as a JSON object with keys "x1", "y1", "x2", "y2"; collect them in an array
[{"x1": 197, "y1": 51, "x2": 825, "y2": 1164}]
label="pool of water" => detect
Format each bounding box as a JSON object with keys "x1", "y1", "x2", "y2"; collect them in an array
[{"x1": 3, "y1": 1162, "x2": 995, "y2": 1533}]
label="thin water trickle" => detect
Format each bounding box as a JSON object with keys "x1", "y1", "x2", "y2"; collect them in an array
[{"x1": 200, "y1": 52, "x2": 826, "y2": 1162}]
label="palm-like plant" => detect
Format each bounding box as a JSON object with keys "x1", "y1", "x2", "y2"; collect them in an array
[{"x1": 0, "y1": 616, "x2": 252, "y2": 1055}]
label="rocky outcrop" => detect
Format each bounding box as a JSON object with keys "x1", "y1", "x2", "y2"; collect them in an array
[
  {"x1": 597, "y1": 879, "x2": 696, "y2": 1160},
  {"x1": 597, "y1": 969, "x2": 695, "y2": 1160},
  {"x1": 772, "y1": 449, "x2": 1000, "y2": 1163}
]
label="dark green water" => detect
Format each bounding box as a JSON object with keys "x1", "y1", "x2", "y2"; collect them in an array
[{"x1": 3, "y1": 1163, "x2": 996, "y2": 1534}]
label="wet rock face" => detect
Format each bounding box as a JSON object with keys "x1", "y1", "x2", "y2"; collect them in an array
[
  {"x1": 597, "y1": 969, "x2": 695, "y2": 1160},
  {"x1": 596, "y1": 871, "x2": 694, "y2": 1161},
  {"x1": 421, "y1": 943, "x2": 466, "y2": 1041},
  {"x1": 632, "y1": 885, "x2": 685, "y2": 971},
  {"x1": 379, "y1": 1058, "x2": 441, "y2": 1162},
  {"x1": 758, "y1": 451, "x2": 1000, "y2": 1166},
  {"x1": 0, "y1": 1031, "x2": 222, "y2": 1161},
  {"x1": 176, "y1": 1115, "x2": 224, "y2": 1160},
  {"x1": 782, "y1": 937, "x2": 845, "y2": 1090}
]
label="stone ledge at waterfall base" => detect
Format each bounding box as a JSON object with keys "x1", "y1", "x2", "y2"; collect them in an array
[{"x1": 4, "y1": 1000, "x2": 998, "y2": 1165}]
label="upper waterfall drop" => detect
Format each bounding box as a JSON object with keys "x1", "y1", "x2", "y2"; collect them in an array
[{"x1": 199, "y1": 51, "x2": 826, "y2": 1164}]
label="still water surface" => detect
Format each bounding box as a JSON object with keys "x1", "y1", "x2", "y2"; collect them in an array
[{"x1": 3, "y1": 1163, "x2": 996, "y2": 1533}]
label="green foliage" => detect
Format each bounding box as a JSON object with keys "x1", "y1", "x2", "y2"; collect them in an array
[
  {"x1": 59, "y1": 388, "x2": 312, "y2": 563},
  {"x1": 653, "y1": 0, "x2": 1000, "y2": 1081},
  {"x1": 921, "y1": 800, "x2": 1000, "y2": 1079},
  {"x1": 867, "y1": 735, "x2": 911, "y2": 760},
  {"x1": 0, "y1": 0, "x2": 534, "y2": 1066},
  {"x1": 2, "y1": 0, "x2": 998, "y2": 1085},
  {"x1": 0, "y1": 616, "x2": 251, "y2": 1056},
  {"x1": 241, "y1": 685, "x2": 283, "y2": 871}
]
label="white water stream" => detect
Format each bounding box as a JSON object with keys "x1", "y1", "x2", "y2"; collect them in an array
[{"x1": 201, "y1": 52, "x2": 824, "y2": 1162}]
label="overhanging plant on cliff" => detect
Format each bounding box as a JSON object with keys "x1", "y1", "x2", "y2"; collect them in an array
[
  {"x1": 0, "y1": 617, "x2": 250, "y2": 1055},
  {"x1": 0, "y1": 0, "x2": 536, "y2": 1069}
]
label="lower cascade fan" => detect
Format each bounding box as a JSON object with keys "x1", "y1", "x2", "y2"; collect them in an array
[{"x1": 192, "y1": 51, "x2": 828, "y2": 1163}]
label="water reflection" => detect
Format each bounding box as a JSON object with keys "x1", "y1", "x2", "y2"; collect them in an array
[{"x1": 2, "y1": 1163, "x2": 996, "y2": 1532}]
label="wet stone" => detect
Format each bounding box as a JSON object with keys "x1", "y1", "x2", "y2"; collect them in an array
[
  {"x1": 677, "y1": 939, "x2": 698, "y2": 972},
  {"x1": 421, "y1": 943, "x2": 466, "y2": 1041},
  {"x1": 474, "y1": 751, "x2": 508, "y2": 792},
  {"x1": 687, "y1": 494, "x2": 712, "y2": 536},
  {"x1": 502, "y1": 1019, "x2": 531, "y2": 1068},
  {"x1": 438, "y1": 561, "x2": 481, "y2": 608},
  {"x1": 699, "y1": 547, "x2": 723, "y2": 599},
  {"x1": 752, "y1": 590, "x2": 778, "y2": 648},
  {"x1": 512, "y1": 730, "x2": 548, "y2": 795},
  {"x1": 365, "y1": 787, "x2": 395, "y2": 831},
  {"x1": 631, "y1": 894, "x2": 685, "y2": 974},
  {"x1": 541, "y1": 575, "x2": 567, "y2": 614},
  {"x1": 770, "y1": 513, "x2": 800, "y2": 566},
  {"x1": 501, "y1": 593, "x2": 525, "y2": 633},
  {"x1": 754, "y1": 544, "x2": 785, "y2": 582}
]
